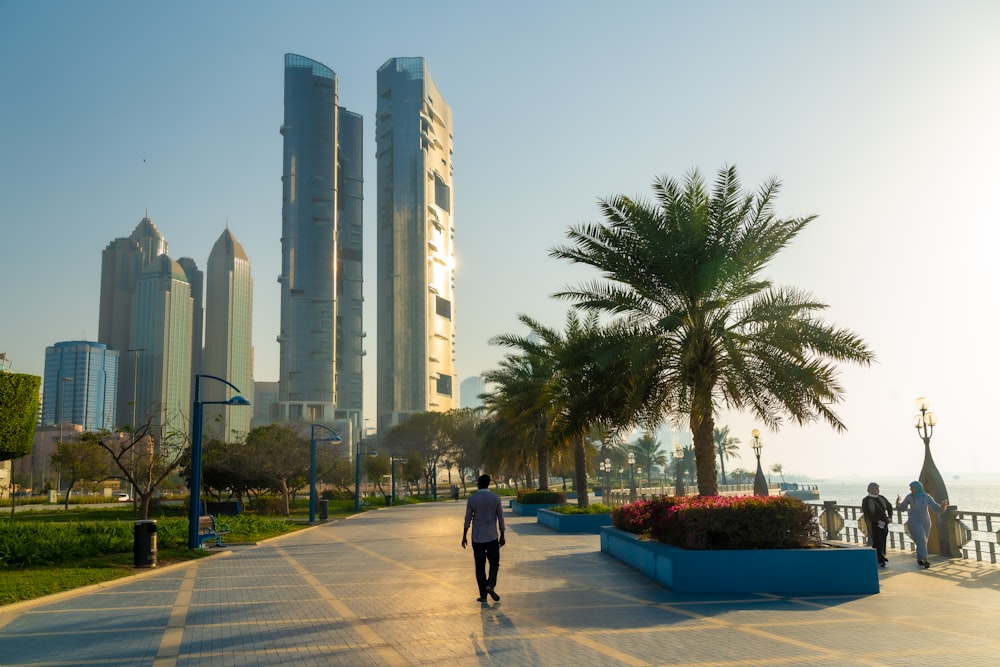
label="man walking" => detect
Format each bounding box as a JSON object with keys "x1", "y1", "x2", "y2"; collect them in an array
[{"x1": 462, "y1": 474, "x2": 506, "y2": 602}]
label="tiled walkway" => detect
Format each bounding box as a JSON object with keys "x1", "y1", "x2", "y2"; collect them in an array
[{"x1": 2, "y1": 502, "x2": 999, "y2": 666}]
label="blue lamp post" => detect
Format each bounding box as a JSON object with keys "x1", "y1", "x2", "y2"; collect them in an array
[
  {"x1": 390, "y1": 456, "x2": 408, "y2": 506},
  {"x1": 188, "y1": 374, "x2": 249, "y2": 550},
  {"x1": 310, "y1": 424, "x2": 342, "y2": 523}
]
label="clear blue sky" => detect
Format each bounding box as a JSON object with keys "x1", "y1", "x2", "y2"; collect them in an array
[{"x1": 2, "y1": 1, "x2": 998, "y2": 479}]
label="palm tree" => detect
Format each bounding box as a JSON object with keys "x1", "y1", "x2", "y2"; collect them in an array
[
  {"x1": 713, "y1": 426, "x2": 741, "y2": 486},
  {"x1": 770, "y1": 463, "x2": 786, "y2": 484},
  {"x1": 631, "y1": 433, "x2": 668, "y2": 486},
  {"x1": 550, "y1": 166, "x2": 875, "y2": 496},
  {"x1": 482, "y1": 322, "x2": 558, "y2": 490}
]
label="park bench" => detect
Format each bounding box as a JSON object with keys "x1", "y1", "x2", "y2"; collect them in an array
[{"x1": 197, "y1": 514, "x2": 231, "y2": 548}]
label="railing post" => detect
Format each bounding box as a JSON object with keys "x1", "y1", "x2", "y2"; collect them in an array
[
  {"x1": 822, "y1": 500, "x2": 842, "y2": 540},
  {"x1": 938, "y1": 505, "x2": 961, "y2": 558}
]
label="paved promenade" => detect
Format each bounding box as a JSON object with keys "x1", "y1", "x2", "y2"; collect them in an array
[{"x1": 2, "y1": 501, "x2": 1000, "y2": 666}]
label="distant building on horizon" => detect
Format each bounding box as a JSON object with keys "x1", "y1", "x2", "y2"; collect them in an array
[
  {"x1": 459, "y1": 376, "x2": 485, "y2": 409},
  {"x1": 375, "y1": 57, "x2": 456, "y2": 433},
  {"x1": 98, "y1": 216, "x2": 168, "y2": 427},
  {"x1": 251, "y1": 381, "x2": 279, "y2": 429},
  {"x1": 202, "y1": 228, "x2": 254, "y2": 440},
  {"x1": 277, "y1": 53, "x2": 364, "y2": 435},
  {"x1": 41, "y1": 341, "x2": 119, "y2": 431}
]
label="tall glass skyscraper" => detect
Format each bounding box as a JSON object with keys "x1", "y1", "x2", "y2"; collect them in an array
[
  {"x1": 177, "y1": 257, "x2": 204, "y2": 386},
  {"x1": 131, "y1": 254, "x2": 193, "y2": 436},
  {"x1": 99, "y1": 215, "x2": 168, "y2": 427},
  {"x1": 42, "y1": 341, "x2": 119, "y2": 431},
  {"x1": 203, "y1": 228, "x2": 253, "y2": 440},
  {"x1": 278, "y1": 54, "x2": 363, "y2": 429},
  {"x1": 376, "y1": 57, "x2": 456, "y2": 432}
]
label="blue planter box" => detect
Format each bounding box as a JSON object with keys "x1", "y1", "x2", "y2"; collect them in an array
[
  {"x1": 537, "y1": 508, "x2": 612, "y2": 533},
  {"x1": 510, "y1": 501, "x2": 561, "y2": 517},
  {"x1": 600, "y1": 526, "x2": 879, "y2": 595}
]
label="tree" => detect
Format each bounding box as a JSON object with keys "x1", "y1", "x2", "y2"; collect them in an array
[
  {"x1": 444, "y1": 408, "x2": 485, "y2": 492},
  {"x1": 242, "y1": 423, "x2": 309, "y2": 516},
  {"x1": 50, "y1": 433, "x2": 110, "y2": 509},
  {"x1": 771, "y1": 463, "x2": 786, "y2": 484},
  {"x1": 551, "y1": 166, "x2": 875, "y2": 495},
  {"x1": 365, "y1": 454, "x2": 390, "y2": 494},
  {"x1": 714, "y1": 426, "x2": 741, "y2": 486},
  {"x1": 1, "y1": 372, "x2": 40, "y2": 515},
  {"x1": 382, "y1": 412, "x2": 453, "y2": 498},
  {"x1": 483, "y1": 319, "x2": 560, "y2": 491},
  {"x1": 631, "y1": 433, "x2": 668, "y2": 486},
  {"x1": 94, "y1": 422, "x2": 190, "y2": 519}
]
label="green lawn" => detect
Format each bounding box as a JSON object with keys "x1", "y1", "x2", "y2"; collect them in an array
[{"x1": 0, "y1": 500, "x2": 374, "y2": 606}]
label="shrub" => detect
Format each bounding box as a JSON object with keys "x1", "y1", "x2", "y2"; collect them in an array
[
  {"x1": 549, "y1": 503, "x2": 612, "y2": 515},
  {"x1": 516, "y1": 489, "x2": 567, "y2": 504},
  {"x1": 612, "y1": 495, "x2": 820, "y2": 550}
]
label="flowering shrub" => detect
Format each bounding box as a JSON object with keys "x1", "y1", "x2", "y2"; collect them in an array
[
  {"x1": 611, "y1": 498, "x2": 679, "y2": 536},
  {"x1": 612, "y1": 495, "x2": 820, "y2": 550}
]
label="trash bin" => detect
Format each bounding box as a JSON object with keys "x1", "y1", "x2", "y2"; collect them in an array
[
  {"x1": 318, "y1": 499, "x2": 329, "y2": 521},
  {"x1": 450, "y1": 485, "x2": 460, "y2": 501},
  {"x1": 134, "y1": 520, "x2": 157, "y2": 568}
]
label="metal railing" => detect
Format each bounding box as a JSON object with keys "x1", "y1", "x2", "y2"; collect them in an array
[{"x1": 808, "y1": 501, "x2": 1000, "y2": 564}]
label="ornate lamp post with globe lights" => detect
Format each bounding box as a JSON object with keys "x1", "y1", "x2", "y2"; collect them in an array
[
  {"x1": 673, "y1": 444, "x2": 684, "y2": 497},
  {"x1": 628, "y1": 452, "x2": 636, "y2": 502},
  {"x1": 913, "y1": 397, "x2": 957, "y2": 556},
  {"x1": 751, "y1": 429, "x2": 768, "y2": 497}
]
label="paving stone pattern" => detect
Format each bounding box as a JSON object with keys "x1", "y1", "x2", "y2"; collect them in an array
[{"x1": 2, "y1": 502, "x2": 1000, "y2": 666}]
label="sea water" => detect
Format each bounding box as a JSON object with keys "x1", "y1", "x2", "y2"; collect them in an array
[{"x1": 810, "y1": 475, "x2": 1000, "y2": 514}]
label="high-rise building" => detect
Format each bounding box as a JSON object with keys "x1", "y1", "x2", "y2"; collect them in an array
[
  {"x1": 202, "y1": 228, "x2": 253, "y2": 440},
  {"x1": 99, "y1": 216, "x2": 168, "y2": 427},
  {"x1": 459, "y1": 376, "x2": 485, "y2": 410},
  {"x1": 41, "y1": 341, "x2": 119, "y2": 431},
  {"x1": 375, "y1": 57, "x2": 456, "y2": 432},
  {"x1": 278, "y1": 53, "x2": 363, "y2": 429},
  {"x1": 130, "y1": 254, "x2": 193, "y2": 436},
  {"x1": 177, "y1": 257, "x2": 204, "y2": 385}
]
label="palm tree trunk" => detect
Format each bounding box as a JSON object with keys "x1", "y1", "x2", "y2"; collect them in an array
[
  {"x1": 692, "y1": 414, "x2": 719, "y2": 496},
  {"x1": 574, "y1": 434, "x2": 589, "y2": 507},
  {"x1": 535, "y1": 417, "x2": 549, "y2": 490}
]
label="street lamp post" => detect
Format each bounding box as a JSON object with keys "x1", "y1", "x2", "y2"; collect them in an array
[
  {"x1": 604, "y1": 458, "x2": 612, "y2": 505},
  {"x1": 751, "y1": 429, "x2": 768, "y2": 496},
  {"x1": 673, "y1": 444, "x2": 684, "y2": 497},
  {"x1": 913, "y1": 397, "x2": 954, "y2": 555},
  {"x1": 126, "y1": 348, "x2": 144, "y2": 508},
  {"x1": 636, "y1": 467, "x2": 642, "y2": 499},
  {"x1": 390, "y1": 456, "x2": 408, "y2": 506},
  {"x1": 188, "y1": 374, "x2": 249, "y2": 550},
  {"x1": 628, "y1": 452, "x2": 636, "y2": 502},
  {"x1": 309, "y1": 424, "x2": 342, "y2": 523},
  {"x1": 58, "y1": 376, "x2": 72, "y2": 496}
]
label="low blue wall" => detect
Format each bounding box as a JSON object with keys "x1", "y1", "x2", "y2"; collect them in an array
[
  {"x1": 600, "y1": 526, "x2": 879, "y2": 595},
  {"x1": 510, "y1": 501, "x2": 562, "y2": 517},
  {"x1": 537, "y1": 509, "x2": 612, "y2": 533}
]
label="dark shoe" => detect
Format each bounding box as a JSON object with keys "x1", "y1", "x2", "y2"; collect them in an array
[
  {"x1": 879, "y1": 560, "x2": 886, "y2": 567},
  {"x1": 476, "y1": 596, "x2": 487, "y2": 602},
  {"x1": 486, "y1": 586, "x2": 500, "y2": 601},
  {"x1": 922, "y1": 560, "x2": 931, "y2": 569}
]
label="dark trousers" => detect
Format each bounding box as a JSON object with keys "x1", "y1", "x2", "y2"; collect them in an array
[
  {"x1": 871, "y1": 525, "x2": 889, "y2": 563},
  {"x1": 472, "y1": 539, "x2": 500, "y2": 595}
]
